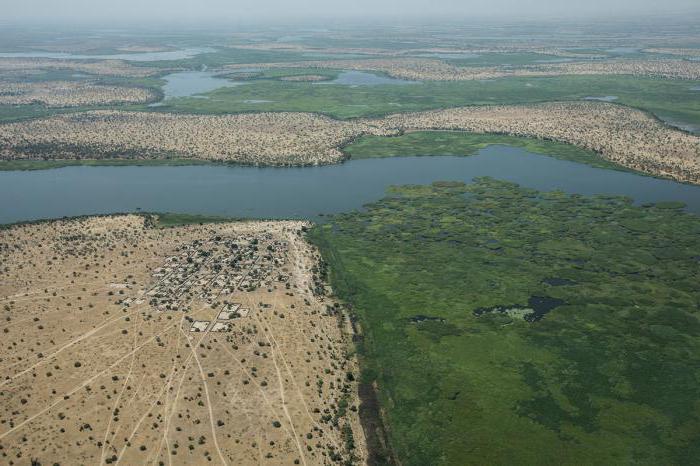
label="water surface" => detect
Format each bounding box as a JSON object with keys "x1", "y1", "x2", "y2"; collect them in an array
[
  {"x1": 2, "y1": 146, "x2": 699, "y2": 225},
  {"x1": 605, "y1": 47, "x2": 640, "y2": 55},
  {"x1": 0, "y1": 47, "x2": 214, "y2": 62},
  {"x1": 658, "y1": 114, "x2": 700, "y2": 135},
  {"x1": 156, "y1": 71, "x2": 242, "y2": 99},
  {"x1": 583, "y1": 95, "x2": 618, "y2": 102}
]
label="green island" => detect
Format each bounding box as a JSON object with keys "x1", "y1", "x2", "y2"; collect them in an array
[
  {"x1": 344, "y1": 131, "x2": 626, "y2": 170},
  {"x1": 310, "y1": 178, "x2": 700, "y2": 466}
]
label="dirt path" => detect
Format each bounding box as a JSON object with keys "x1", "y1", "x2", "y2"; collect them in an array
[{"x1": 182, "y1": 326, "x2": 228, "y2": 465}]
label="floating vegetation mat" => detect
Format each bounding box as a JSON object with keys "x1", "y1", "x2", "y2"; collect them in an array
[{"x1": 311, "y1": 177, "x2": 700, "y2": 465}]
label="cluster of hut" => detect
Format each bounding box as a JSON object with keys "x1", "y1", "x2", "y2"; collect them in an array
[{"x1": 130, "y1": 232, "x2": 292, "y2": 333}]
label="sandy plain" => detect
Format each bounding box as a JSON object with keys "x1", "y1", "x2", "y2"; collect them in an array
[{"x1": 0, "y1": 215, "x2": 365, "y2": 466}]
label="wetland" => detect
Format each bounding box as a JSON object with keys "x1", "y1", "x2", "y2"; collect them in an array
[{"x1": 310, "y1": 177, "x2": 700, "y2": 465}]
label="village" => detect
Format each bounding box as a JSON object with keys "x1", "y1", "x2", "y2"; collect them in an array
[
  {"x1": 141, "y1": 230, "x2": 290, "y2": 334},
  {"x1": 0, "y1": 215, "x2": 365, "y2": 465}
]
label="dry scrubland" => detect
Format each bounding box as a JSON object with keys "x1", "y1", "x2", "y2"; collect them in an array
[
  {"x1": 0, "y1": 111, "x2": 395, "y2": 166},
  {"x1": 230, "y1": 44, "x2": 606, "y2": 59},
  {"x1": 0, "y1": 81, "x2": 157, "y2": 107},
  {"x1": 0, "y1": 59, "x2": 160, "y2": 78},
  {"x1": 230, "y1": 57, "x2": 700, "y2": 81},
  {"x1": 382, "y1": 102, "x2": 700, "y2": 184},
  {"x1": 1, "y1": 102, "x2": 698, "y2": 183},
  {"x1": 0, "y1": 215, "x2": 365, "y2": 466}
]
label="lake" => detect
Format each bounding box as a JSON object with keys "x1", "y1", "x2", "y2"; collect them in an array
[
  {"x1": 1, "y1": 146, "x2": 699, "y2": 225},
  {"x1": 0, "y1": 47, "x2": 214, "y2": 62},
  {"x1": 155, "y1": 71, "x2": 242, "y2": 99}
]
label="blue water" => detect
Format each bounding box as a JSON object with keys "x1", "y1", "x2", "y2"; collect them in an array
[
  {"x1": 658, "y1": 114, "x2": 700, "y2": 135},
  {"x1": 0, "y1": 47, "x2": 214, "y2": 62},
  {"x1": 2, "y1": 147, "x2": 699, "y2": 225},
  {"x1": 417, "y1": 52, "x2": 480, "y2": 59},
  {"x1": 583, "y1": 96, "x2": 618, "y2": 102},
  {"x1": 605, "y1": 47, "x2": 640, "y2": 55},
  {"x1": 156, "y1": 71, "x2": 242, "y2": 99}
]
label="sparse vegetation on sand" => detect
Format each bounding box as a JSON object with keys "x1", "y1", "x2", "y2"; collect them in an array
[
  {"x1": 0, "y1": 215, "x2": 365, "y2": 465},
  {"x1": 0, "y1": 58, "x2": 161, "y2": 77},
  {"x1": 0, "y1": 110, "x2": 395, "y2": 166},
  {"x1": 310, "y1": 177, "x2": 700, "y2": 466},
  {"x1": 0, "y1": 81, "x2": 158, "y2": 107},
  {"x1": 380, "y1": 102, "x2": 700, "y2": 184},
  {"x1": 1, "y1": 102, "x2": 697, "y2": 183},
  {"x1": 228, "y1": 57, "x2": 700, "y2": 81}
]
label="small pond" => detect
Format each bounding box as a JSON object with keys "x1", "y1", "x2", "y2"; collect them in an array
[{"x1": 155, "y1": 71, "x2": 242, "y2": 100}]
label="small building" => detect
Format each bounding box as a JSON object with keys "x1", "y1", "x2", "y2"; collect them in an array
[{"x1": 190, "y1": 321, "x2": 210, "y2": 332}]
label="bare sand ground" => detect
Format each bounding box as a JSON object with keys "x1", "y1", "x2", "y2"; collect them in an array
[{"x1": 0, "y1": 215, "x2": 365, "y2": 466}]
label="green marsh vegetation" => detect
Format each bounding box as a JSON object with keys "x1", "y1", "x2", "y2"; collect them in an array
[
  {"x1": 156, "y1": 73, "x2": 700, "y2": 126},
  {"x1": 344, "y1": 131, "x2": 626, "y2": 170},
  {"x1": 310, "y1": 178, "x2": 700, "y2": 465}
]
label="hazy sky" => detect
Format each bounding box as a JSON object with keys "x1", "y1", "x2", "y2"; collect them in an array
[{"x1": 5, "y1": 0, "x2": 700, "y2": 22}]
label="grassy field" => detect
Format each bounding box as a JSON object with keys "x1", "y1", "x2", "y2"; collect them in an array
[
  {"x1": 155, "y1": 74, "x2": 700, "y2": 127},
  {"x1": 310, "y1": 178, "x2": 700, "y2": 465},
  {"x1": 344, "y1": 131, "x2": 626, "y2": 170}
]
